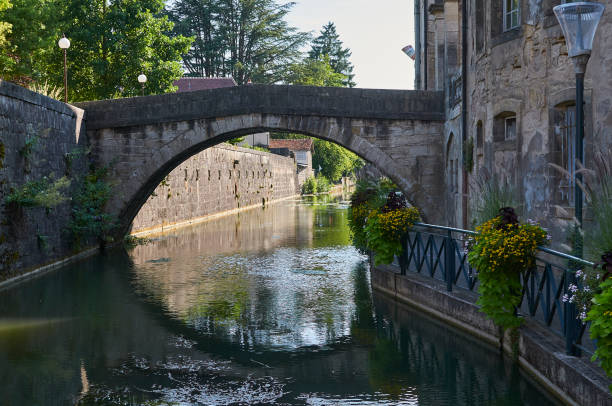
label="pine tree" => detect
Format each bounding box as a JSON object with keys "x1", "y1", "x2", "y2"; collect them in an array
[
  {"x1": 308, "y1": 22, "x2": 355, "y2": 88},
  {"x1": 167, "y1": 0, "x2": 309, "y2": 84}
]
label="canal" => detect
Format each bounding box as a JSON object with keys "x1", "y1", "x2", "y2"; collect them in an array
[{"x1": 0, "y1": 196, "x2": 559, "y2": 405}]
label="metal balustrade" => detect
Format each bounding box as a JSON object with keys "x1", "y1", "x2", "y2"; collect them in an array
[{"x1": 396, "y1": 222, "x2": 595, "y2": 357}]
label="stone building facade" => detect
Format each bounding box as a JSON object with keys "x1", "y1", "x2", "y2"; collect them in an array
[{"x1": 414, "y1": 0, "x2": 612, "y2": 241}]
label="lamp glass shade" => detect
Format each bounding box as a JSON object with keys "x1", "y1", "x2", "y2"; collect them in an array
[
  {"x1": 402, "y1": 45, "x2": 416, "y2": 60},
  {"x1": 58, "y1": 37, "x2": 70, "y2": 49},
  {"x1": 554, "y1": 2, "x2": 604, "y2": 57},
  {"x1": 137, "y1": 74, "x2": 147, "y2": 83}
]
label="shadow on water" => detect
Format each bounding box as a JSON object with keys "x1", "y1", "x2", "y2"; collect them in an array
[{"x1": 0, "y1": 196, "x2": 559, "y2": 405}]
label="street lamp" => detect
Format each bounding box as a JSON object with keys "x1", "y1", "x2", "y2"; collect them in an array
[
  {"x1": 58, "y1": 35, "x2": 70, "y2": 103},
  {"x1": 401, "y1": 45, "x2": 416, "y2": 60},
  {"x1": 555, "y1": 2, "x2": 604, "y2": 356},
  {"x1": 554, "y1": 2, "x2": 604, "y2": 227},
  {"x1": 137, "y1": 73, "x2": 147, "y2": 96}
]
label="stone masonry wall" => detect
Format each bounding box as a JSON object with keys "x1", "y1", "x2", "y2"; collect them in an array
[
  {"x1": 0, "y1": 81, "x2": 89, "y2": 282},
  {"x1": 462, "y1": 0, "x2": 612, "y2": 242},
  {"x1": 131, "y1": 144, "x2": 299, "y2": 233}
]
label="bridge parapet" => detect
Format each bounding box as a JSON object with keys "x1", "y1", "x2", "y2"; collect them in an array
[{"x1": 75, "y1": 85, "x2": 444, "y2": 130}]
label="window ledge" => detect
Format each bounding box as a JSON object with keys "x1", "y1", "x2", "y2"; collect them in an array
[
  {"x1": 491, "y1": 28, "x2": 522, "y2": 47},
  {"x1": 492, "y1": 139, "x2": 516, "y2": 150}
]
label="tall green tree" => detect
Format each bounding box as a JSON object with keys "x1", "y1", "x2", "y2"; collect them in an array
[
  {"x1": 59, "y1": 0, "x2": 192, "y2": 101},
  {"x1": 166, "y1": 0, "x2": 224, "y2": 77},
  {"x1": 308, "y1": 22, "x2": 355, "y2": 87},
  {"x1": 1, "y1": 0, "x2": 191, "y2": 101},
  {"x1": 168, "y1": 0, "x2": 309, "y2": 84},
  {"x1": 287, "y1": 55, "x2": 346, "y2": 87},
  {"x1": 0, "y1": 0, "x2": 13, "y2": 74},
  {"x1": 0, "y1": 0, "x2": 61, "y2": 85},
  {"x1": 279, "y1": 55, "x2": 363, "y2": 182}
]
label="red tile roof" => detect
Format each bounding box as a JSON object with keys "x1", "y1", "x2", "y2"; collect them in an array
[
  {"x1": 173, "y1": 77, "x2": 237, "y2": 92},
  {"x1": 268, "y1": 139, "x2": 313, "y2": 152}
]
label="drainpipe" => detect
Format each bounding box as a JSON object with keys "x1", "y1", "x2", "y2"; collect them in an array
[
  {"x1": 423, "y1": 1, "x2": 428, "y2": 90},
  {"x1": 461, "y1": 0, "x2": 469, "y2": 228},
  {"x1": 415, "y1": 0, "x2": 422, "y2": 89}
]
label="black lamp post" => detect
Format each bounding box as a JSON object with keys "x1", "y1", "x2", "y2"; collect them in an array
[
  {"x1": 554, "y1": 2, "x2": 604, "y2": 228},
  {"x1": 58, "y1": 35, "x2": 70, "y2": 103},
  {"x1": 554, "y1": 2, "x2": 604, "y2": 356}
]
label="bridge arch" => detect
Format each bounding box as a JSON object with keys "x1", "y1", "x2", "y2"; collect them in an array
[{"x1": 76, "y1": 85, "x2": 445, "y2": 235}]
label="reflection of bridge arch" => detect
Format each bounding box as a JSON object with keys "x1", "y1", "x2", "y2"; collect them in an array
[{"x1": 76, "y1": 85, "x2": 445, "y2": 234}]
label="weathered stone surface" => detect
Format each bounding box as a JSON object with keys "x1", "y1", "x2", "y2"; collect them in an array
[
  {"x1": 131, "y1": 144, "x2": 298, "y2": 233},
  {"x1": 76, "y1": 86, "x2": 446, "y2": 234},
  {"x1": 0, "y1": 81, "x2": 89, "y2": 281}
]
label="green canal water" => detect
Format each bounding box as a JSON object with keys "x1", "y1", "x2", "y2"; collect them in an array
[{"x1": 0, "y1": 196, "x2": 559, "y2": 405}]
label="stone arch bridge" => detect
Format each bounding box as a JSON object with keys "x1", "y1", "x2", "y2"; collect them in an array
[{"x1": 76, "y1": 85, "x2": 445, "y2": 234}]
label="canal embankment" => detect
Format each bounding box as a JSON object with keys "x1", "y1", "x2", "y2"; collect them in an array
[
  {"x1": 371, "y1": 264, "x2": 612, "y2": 406},
  {"x1": 0, "y1": 81, "x2": 301, "y2": 286},
  {"x1": 0, "y1": 81, "x2": 92, "y2": 285},
  {"x1": 130, "y1": 143, "x2": 300, "y2": 236}
]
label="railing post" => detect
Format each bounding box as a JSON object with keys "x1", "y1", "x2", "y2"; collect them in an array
[
  {"x1": 399, "y1": 234, "x2": 408, "y2": 275},
  {"x1": 445, "y1": 230, "x2": 454, "y2": 292},
  {"x1": 564, "y1": 269, "x2": 579, "y2": 356}
]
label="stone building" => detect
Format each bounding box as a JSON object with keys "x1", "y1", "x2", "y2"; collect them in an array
[
  {"x1": 268, "y1": 139, "x2": 315, "y2": 186},
  {"x1": 414, "y1": 0, "x2": 612, "y2": 241}
]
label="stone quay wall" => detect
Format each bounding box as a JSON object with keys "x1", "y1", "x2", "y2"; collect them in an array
[
  {"x1": 371, "y1": 264, "x2": 612, "y2": 406},
  {"x1": 130, "y1": 144, "x2": 299, "y2": 234},
  {"x1": 0, "y1": 81, "x2": 90, "y2": 283}
]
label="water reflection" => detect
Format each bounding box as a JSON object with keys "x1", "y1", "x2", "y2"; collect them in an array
[{"x1": 0, "y1": 196, "x2": 558, "y2": 405}]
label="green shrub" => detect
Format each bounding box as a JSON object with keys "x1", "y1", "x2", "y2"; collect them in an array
[
  {"x1": 5, "y1": 176, "x2": 70, "y2": 209},
  {"x1": 67, "y1": 167, "x2": 117, "y2": 248},
  {"x1": 588, "y1": 276, "x2": 612, "y2": 391},
  {"x1": 315, "y1": 175, "x2": 330, "y2": 193},
  {"x1": 301, "y1": 176, "x2": 317, "y2": 195},
  {"x1": 124, "y1": 235, "x2": 152, "y2": 248}
]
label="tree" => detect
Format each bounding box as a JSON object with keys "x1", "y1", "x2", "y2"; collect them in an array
[
  {"x1": 280, "y1": 55, "x2": 363, "y2": 182},
  {"x1": 0, "y1": 0, "x2": 12, "y2": 74},
  {"x1": 308, "y1": 22, "x2": 355, "y2": 87},
  {"x1": 312, "y1": 139, "x2": 362, "y2": 182},
  {"x1": 1, "y1": 0, "x2": 191, "y2": 101},
  {"x1": 0, "y1": 0, "x2": 61, "y2": 85},
  {"x1": 287, "y1": 55, "x2": 346, "y2": 87},
  {"x1": 167, "y1": 0, "x2": 309, "y2": 84},
  {"x1": 59, "y1": 0, "x2": 192, "y2": 101},
  {"x1": 166, "y1": 0, "x2": 224, "y2": 77}
]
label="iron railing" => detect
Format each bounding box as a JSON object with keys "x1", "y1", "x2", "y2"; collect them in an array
[{"x1": 397, "y1": 222, "x2": 595, "y2": 357}]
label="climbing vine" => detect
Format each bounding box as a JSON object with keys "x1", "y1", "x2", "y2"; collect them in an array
[
  {"x1": 4, "y1": 176, "x2": 70, "y2": 210},
  {"x1": 67, "y1": 166, "x2": 117, "y2": 249}
]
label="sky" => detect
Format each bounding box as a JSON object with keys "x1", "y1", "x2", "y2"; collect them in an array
[{"x1": 284, "y1": 0, "x2": 415, "y2": 90}]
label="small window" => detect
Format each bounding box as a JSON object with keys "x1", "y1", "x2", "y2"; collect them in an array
[
  {"x1": 475, "y1": 0, "x2": 485, "y2": 52},
  {"x1": 295, "y1": 150, "x2": 307, "y2": 163},
  {"x1": 503, "y1": 0, "x2": 520, "y2": 31},
  {"x1": 505, "y1": 116, "x2": 517, "y2": 140},
  {"x1": 476, "y1": 121, "x2": 484, "y2": 149}
]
